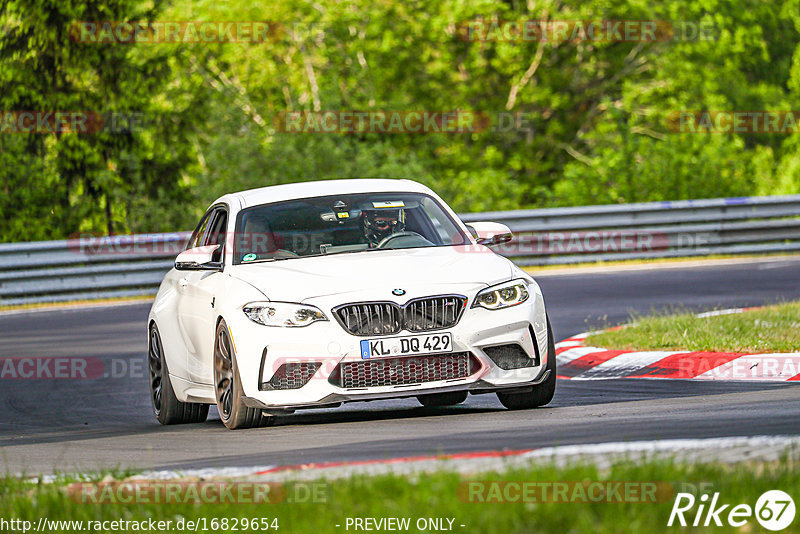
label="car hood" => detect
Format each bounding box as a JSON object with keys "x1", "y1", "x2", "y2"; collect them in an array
[{"x1": 229, "y1": 245, "x2": 516, "y2": 303}]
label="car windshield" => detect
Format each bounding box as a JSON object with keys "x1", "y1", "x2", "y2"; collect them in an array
[{"x1": 233, "y1": 192, "x2": 468, "y2": 264}]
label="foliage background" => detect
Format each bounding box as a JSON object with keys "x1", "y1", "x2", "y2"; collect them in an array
[{"x1": 1, "y1": 0, "x2": 799, "y2": 241}]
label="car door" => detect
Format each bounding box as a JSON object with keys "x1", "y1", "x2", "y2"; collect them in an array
[
  {"x1": 171, "y1": 208, "x2": 213, "y2": 365},
  {"x1": 176, "y1": 205, "x2": 229, "y2": 385}
]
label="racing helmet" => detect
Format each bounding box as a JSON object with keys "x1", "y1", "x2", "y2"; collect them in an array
[{"x1": 361, "y1": 208, "x2": 405, "y2": 245}]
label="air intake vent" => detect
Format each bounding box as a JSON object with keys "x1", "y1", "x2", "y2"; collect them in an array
[
  {"x1": 261, "y1": 362, "x2": 322, "y2": 390},
  {"x1": 483, "y1": 344, "x2": 534, "y2": 370},
  {"x1": 329, "y1": 353, "x2": 478, "y2": 388}
]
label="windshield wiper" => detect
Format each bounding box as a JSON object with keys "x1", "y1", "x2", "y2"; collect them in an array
[{"x1": 239, "y1": 257, "x2": 292, "y2": 264}]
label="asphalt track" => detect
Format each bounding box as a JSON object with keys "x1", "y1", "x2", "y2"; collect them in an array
[{"x1": 1, "y1": 257, "x2": 799, "y2": 475}]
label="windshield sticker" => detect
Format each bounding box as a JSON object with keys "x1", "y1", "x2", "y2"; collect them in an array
[
  {"x1": 372, "y1": 201, "x2": 405, "y2": 209},
  {"x1": 242, "y1": 253, "x2": 257, "y2": 262},
  {"x1": 337, "y1": 212, "x2": 350, "y2": 218}
]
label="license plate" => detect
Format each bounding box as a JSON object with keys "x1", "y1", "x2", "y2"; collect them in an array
[{"x1": 360, "y1": 333, "x2": 453, "y2": 359}]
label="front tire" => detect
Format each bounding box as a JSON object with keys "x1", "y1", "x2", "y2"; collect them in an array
[
  {"x1": 496, "y1": 316, "x2": 557, "y2": 410},
  {"x1": 214, "y1": 320, "x2": 273, "y2": 430},
  {"x1": 148, "y1": 324, "x2": 209, "y2": 425}
]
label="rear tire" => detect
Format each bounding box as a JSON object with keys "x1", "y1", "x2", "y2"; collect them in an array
[
  {"x1": 417, "y1": 391, "x2": 468, "y2": 407},
  {"x1": 148, "y1": 324, "x2": 209, "y2": 425},
  {"x1": 214, "y1": 320, "x2": 273, "y2": 430},
  {"x1": 496, "y1": 316, "x2": 557, "y2": 410}
]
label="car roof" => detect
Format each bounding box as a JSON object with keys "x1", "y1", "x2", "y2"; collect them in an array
[{"x1": 215, "y1": 179, "x2": 435, "y2": 210}]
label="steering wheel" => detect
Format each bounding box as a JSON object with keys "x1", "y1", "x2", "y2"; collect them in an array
[{"x1": 376, "y1": 231, "x2": 431, "y2": 249}]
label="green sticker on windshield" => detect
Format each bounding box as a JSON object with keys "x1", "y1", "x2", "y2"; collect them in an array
[{"x1": 243, "y1": 253, "x2": 257, "y2": 262}]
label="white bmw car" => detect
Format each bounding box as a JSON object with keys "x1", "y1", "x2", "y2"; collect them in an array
[{"x1": 148, "y1": 179, "x2": 555, "y2": 429}]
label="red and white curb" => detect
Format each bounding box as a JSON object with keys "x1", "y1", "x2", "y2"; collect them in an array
[
  {"x1": 556, "y1": 310, "x2": 800, "y2": 381},
  {"x1": 53, "y1": 435, "x2": 796, "y2": 483}
]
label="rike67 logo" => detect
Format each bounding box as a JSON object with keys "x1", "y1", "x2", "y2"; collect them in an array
[{"x1": 668, "y1": 490, "x2": 795, "y2": 531}]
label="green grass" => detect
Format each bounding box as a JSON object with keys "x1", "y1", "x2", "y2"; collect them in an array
[
  {"x1": 2, "y1": 459, "x2": 800, "y2": 533},
  {"x1": 586, "y1": 301, "x2": 800, "y2": 353}
]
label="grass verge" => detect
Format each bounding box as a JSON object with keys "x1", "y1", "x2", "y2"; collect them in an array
[
  {"x1": 0, "y1": 295, "x2": 154, "y2": 312},
  {"x1": 585, "y1": 301, "x2": 800, "y2": 353},
  {"x1": 1, "y1": 459, "x2": 798, "y2": 533}
]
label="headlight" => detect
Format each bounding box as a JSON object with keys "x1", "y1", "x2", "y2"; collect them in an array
[
  {"x1": 472, "y1": 280, "x2": 530, "y2": 310},
  {"x1": 242, "y1": 302, "x2": 328, "y2": 327}
]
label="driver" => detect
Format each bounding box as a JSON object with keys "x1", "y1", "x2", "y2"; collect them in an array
[{"x1": 361, "y1": 208, "x2": 405, "y2": 247}]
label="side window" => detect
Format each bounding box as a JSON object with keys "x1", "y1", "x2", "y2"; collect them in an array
[
  {"x1": 420, "y1": 197, "x2": 465, "y2": 245},
  {"x1": 186, "y1": 210, "x2": 213, "y2": 251},
  {"x1": 204, "y1": 208, "x2": 228, "y2": 263}
]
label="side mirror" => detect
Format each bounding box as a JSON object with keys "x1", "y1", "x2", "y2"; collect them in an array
[
  {"x1": 175, "y1": 244, "x2": 223, "y2": 271},
  {"x1": 466, "y1": 222, "x2": 514, "y2": 246}
]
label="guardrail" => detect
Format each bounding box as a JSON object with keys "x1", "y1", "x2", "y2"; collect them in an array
[{"x1": 2, "y1": 195, "x2": 799, "y2": 306}]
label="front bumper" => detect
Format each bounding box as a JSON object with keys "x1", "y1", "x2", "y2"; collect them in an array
[{"x1": 229, "y1": 286, "x2": 549, "y2": 410}]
